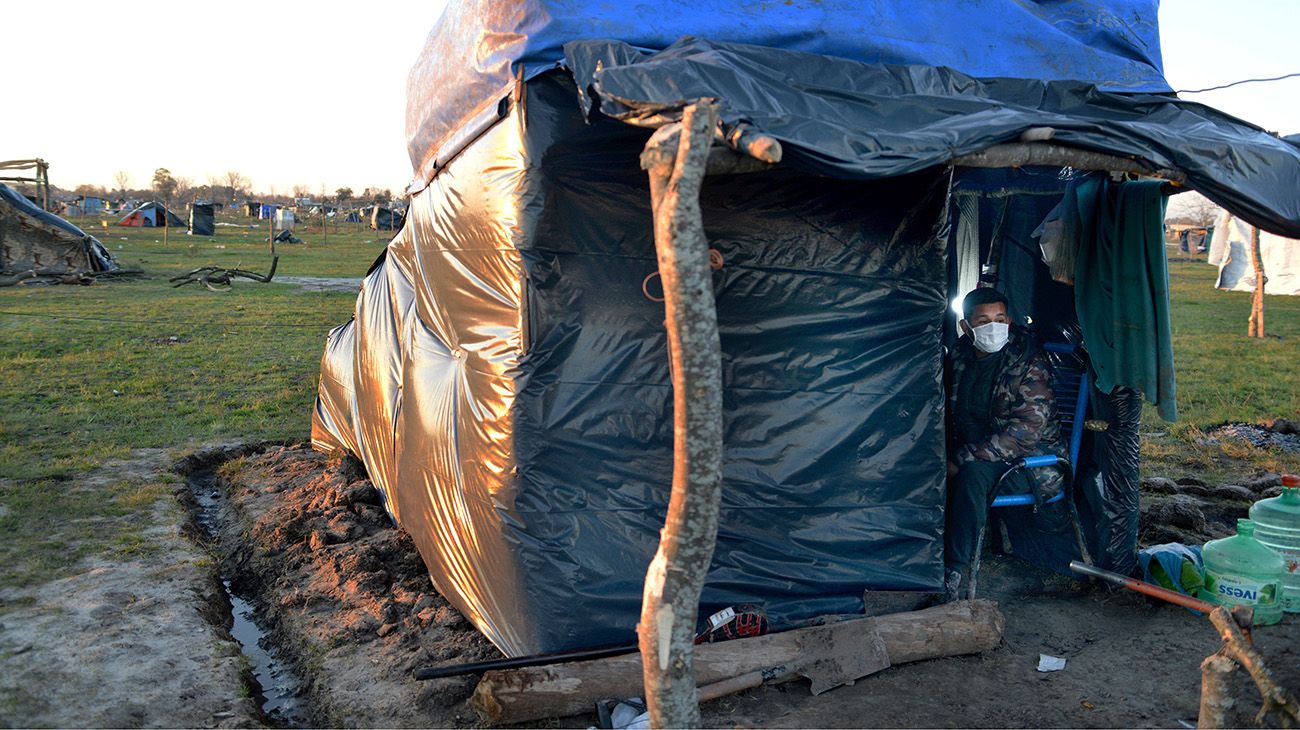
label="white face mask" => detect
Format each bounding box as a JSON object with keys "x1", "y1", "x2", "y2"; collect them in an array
[{"x1": 970, "y1": 321, "x2": 1009, "y2": 354}]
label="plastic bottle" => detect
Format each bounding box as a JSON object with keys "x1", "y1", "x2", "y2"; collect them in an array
[
  {"x1": 1196, "y1": 518, "x2": 1285, "y2": 625},
  {"x1": 1248, "y1": 474, "x2": 1300, "y2": 613}
]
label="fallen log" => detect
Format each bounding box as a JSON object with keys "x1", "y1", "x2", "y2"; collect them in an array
[{"x1": 470, "y1": 599, "x2": 1004, "y2": 724}]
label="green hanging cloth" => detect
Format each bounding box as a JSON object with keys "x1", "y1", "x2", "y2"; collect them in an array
[{"x1": 1074, "y1": 177, "x2": 1177, "y2": 421}]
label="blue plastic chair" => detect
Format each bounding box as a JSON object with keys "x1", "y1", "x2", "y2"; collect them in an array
[
  {"x1": 988, "y1": 342, "x2": 1089, "y2": 508},
  {"x1": 966, "y1": 342, "x2": 1092, "y2": 598}
]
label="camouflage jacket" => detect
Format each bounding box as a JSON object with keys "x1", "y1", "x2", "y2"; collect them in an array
[{"x1": 947, "y1": 325, "x2": 1066, "y2": 497}]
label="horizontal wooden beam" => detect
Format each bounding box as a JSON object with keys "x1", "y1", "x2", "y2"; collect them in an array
[
  {"x1": 470, "y1": 599, "x2": 1005, "y2": 724},
  {"x1": 952, "y1": 142, "x2": 1187, "y2": 184}
]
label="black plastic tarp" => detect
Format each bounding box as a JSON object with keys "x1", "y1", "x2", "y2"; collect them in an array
[
  {"x1": 369, "y1": 206, "x2": 403, "y2": 231},
  {"x1": 317, "y1": 28, "x2": 1300, "y2": 659},
  {"x1": 564, "y1": 37, "x2": 1300, "y2": 238},
  {"x1": 189, "y1": 203, "x2": 215, "y2": 236},
  {"x1": 317, "y1": 73, "x2": 953, "y2": 655},
  {"x1": 0, "y1": 183, "x2": 116, "y2": 275}
]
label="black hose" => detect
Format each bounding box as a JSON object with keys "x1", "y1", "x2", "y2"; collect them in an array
[{"x1": 412, "y1": 643, "x2": 638, "y2": 681}]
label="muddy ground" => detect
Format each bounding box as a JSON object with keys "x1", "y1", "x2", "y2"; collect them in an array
[
  {"x1": 175, "y1": 444, "x2": 496, "y2": 728},
  {"x1": 2, "y1": 442, "x2": 1297, "y2": 728},
  {"x1": 0, "y1": 450, "x2": 260, "y2": 728}
]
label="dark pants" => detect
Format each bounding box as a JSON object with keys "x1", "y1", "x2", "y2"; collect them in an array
[{"x1": 944, "y1": 460, "x2": 1034, "y2": 572}]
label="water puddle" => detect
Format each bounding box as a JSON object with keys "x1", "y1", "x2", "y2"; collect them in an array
[{"x1": 188, "y1": 471, "x2": 310, "y2": 727}]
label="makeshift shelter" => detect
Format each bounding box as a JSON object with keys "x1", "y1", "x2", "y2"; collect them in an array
[
  {"x1": 1, "y1": 183, "x2": 116, "y2": 277},
  {"x1": 259, "y1": 204, "x2": 278, "y2": 220},
  {"x1": 117, "y1": 201, "x2": 183, "y2": 227},
  {"x1": 274, "y1": 208, "x2": 296, "y2": 231},
  {"x1": 312, "y1": 0, "x2": 1300, "y2": 657},
  {"x1": 368, "y1": 205, "x2": 402, "y2": 231},
  {"x1": 343, "y1": 211, "x2": 361, "y2": 223},
  {"x1": 1169, "y1": 224, "x2": 1213, "y2": 254},
  {"x1": 1208, "y1": 212, "x2": 1300, "y2": 295},
  {"x1": 188, "y1": 203, "x2": 215, "y2": 236},
  {"x1": 243, "y1": 201, "x2": 260, "y2": 218},
  {"x1": 62, "y1": 196, "x2": 104, "y2": 217}
]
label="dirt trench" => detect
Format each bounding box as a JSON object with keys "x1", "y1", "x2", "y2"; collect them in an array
[{"x1": 175, "y1": 443, "x2": 496, "y2": 728}]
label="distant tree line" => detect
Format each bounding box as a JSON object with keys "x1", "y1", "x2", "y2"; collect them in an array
[{"x1": 49, "y1": 168, "x2": 399, "y2": 208}]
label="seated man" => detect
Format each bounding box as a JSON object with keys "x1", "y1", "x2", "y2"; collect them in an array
[{"x1": 945, "y1": 288, "x2": 1064, "y2": 600}]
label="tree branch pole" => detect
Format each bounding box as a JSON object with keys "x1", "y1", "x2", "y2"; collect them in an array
[
  {"x1": 1201, "y1": 606, "x2": 1300, "y2": 727},
  {"x1": 1197, "y1": 654, "x2": 1236, "y2": 729},
  {"x1": 951, "y1": 142, "x2": 1187, "y2": 185},
  {"x1": 637, "y1": 100, "x2": 723, "y2": 729},
  {"x1": 1247, "y1": 226, "x2": 1266, "y2": 338}
]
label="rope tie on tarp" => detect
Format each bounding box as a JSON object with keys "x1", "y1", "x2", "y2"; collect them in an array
[{"x1": 642, "y1": 248, "x2": 724, "y2": 302}]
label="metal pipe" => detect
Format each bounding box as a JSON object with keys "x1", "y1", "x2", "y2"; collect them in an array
[{"x1": 1068, "y1": 561, "x2": 1254, "y2": 630}]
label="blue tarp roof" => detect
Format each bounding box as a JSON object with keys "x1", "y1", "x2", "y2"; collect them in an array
[{"x1": 406, "y1": 0, "x2": 1167, "y2": 187}]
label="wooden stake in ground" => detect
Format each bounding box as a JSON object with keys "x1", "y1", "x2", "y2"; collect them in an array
[
  {"x1": 1197, "y1": 606, "x2": 1300, "y2": 728},
  {"x1": 1247, "y1": 226, "x2": 1266, "y2": 338},
  {"x1": 636, "y1": 100, "x2": 723, "y2": 729}
]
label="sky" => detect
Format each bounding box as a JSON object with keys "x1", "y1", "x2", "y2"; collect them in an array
[{"x1": 1, "y1": 0, "x2": 1296, "y2": 197}]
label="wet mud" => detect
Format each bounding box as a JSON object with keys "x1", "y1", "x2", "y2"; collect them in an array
[
  {"x1": 175, "y1": 443, "x2": 496, "y2": 728},
  {"x1": 188, "y1": 469, "x2": 310, "y2": 726}
]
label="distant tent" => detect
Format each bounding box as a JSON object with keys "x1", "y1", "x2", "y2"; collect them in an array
[
  {"x1": 189, "y1": 203, "x2": 215, "y2": 236},
  {"x1": 259, "y1": 204, "x2": 278, "y2": 219},
  {"x1": 370, "y1": 205, "x2": 403, "y2": 231},
  {"x1": 61, "y1": 196, "x2": 104, "y2": 217},
  {"x1": 1208, "y1": 211, "x2": 1300, "y2": 295},
  {"x1": 1, "y1": 183, "x2": 116, "y2": 277},
  {"x1": 244, "y1": 201, "x2": 260, "y2": 218},
  {"x1": 343, "y1": 211, "x2": 361, "y2": 223},
  {"x1": 79, "y1": 196, "x2": 104, "y2": 215},
  {"x1": 118, "y1": 201, "x2": 184, "y2": 228}
]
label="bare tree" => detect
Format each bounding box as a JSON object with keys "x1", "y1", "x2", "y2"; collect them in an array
[
  {"x1": 1168, "y1": 191, "x2": 1221, "y2": 228},
  {"x1": 292, "y1": 183, "x2": 311, "y2": 199},
  {"x1": 113, "y1": 170, "x2": 131, "y2": 194},
  {"x1": 174, "y1": 176, "x2": 194, "y2": 202},
  {"x1": 223, "y1": 171, "x2": 250, "y2": 203}
]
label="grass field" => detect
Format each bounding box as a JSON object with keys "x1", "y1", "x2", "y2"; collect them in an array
[
  {"x1": 1141, "y1": 247, "x2": 1300, "y2": 481},
  {"x1": 0, "y1": 217, "x2": 1296, "y2": 587},
  {"x1": 0, "y1": 213, "x2": 380, "y2": 586}
]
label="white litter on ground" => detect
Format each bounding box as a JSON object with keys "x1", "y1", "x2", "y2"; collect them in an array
[{"x1": 1037, "y1": 654, "x2": 1067, "y2": 672}]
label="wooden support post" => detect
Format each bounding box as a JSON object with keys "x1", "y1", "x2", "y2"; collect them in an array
[
  {"x1": 471, "y1": 600, "x2": 1005, "y2": 725},
  {"x1": 1198, "y1": 654, "x2": 1236, "y2": 729},
  {"x1": 636, "y1": 101, "x2": 723, "y2": 729},
  {"x1": 1247, "y1": 226, "x2": 1266, "y2": 338},
  {"x1": 1196, "y1": 606, "x2": 1300, "y2": 727}
]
